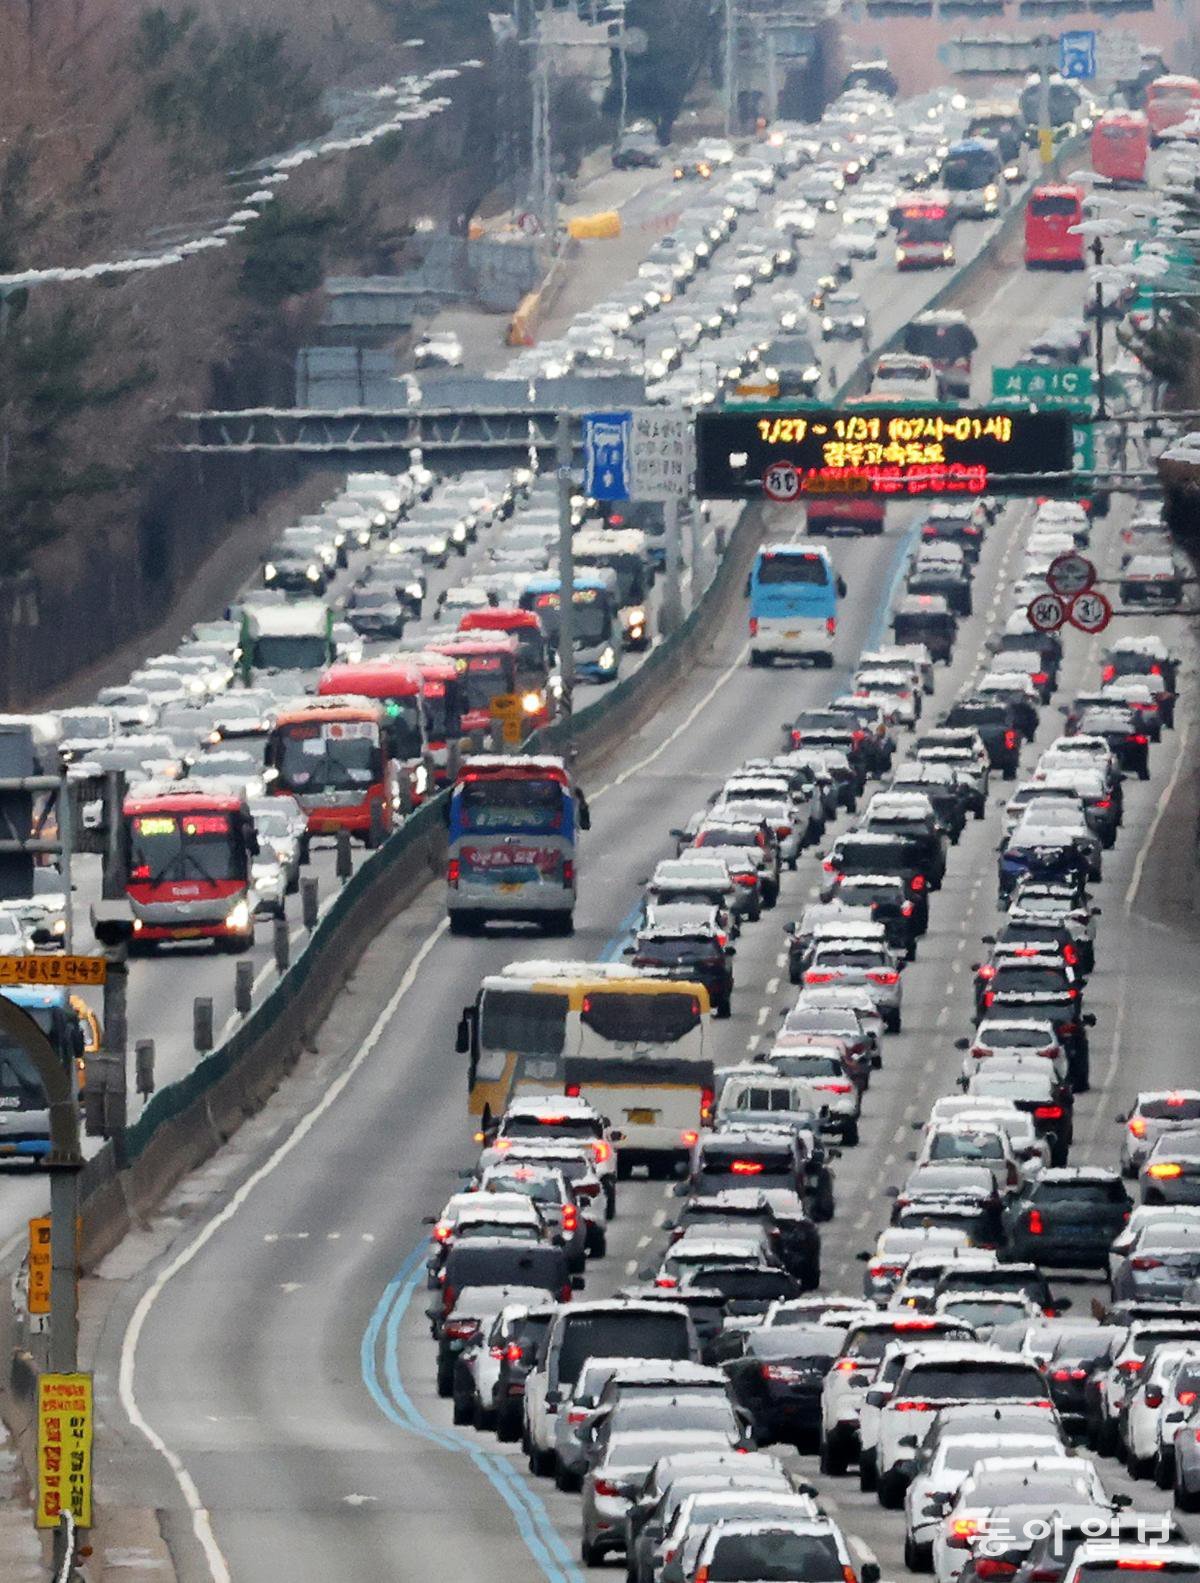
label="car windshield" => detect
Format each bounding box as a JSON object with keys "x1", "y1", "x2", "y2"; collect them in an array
[
  {"x1": 1142, "y1": 1097, "x2": 1200, "y2": 1121},
  {"x1": 707, "y1": 1531, "x2": 842, "y2": 1581},
  {"x1": 902, "y1": 1362, "x2": 1046, "y2": 1399},
  {"x1": 503, "y1": 1115, "x2": 600, "y2": 1140},
  {"x1": 1031, "y1": 1179, "x2": 1127, "y2": 1206},
  {"x1": 929, "y1": 1133, "x2": 1001, "y2": 1161},
  {"x1": 556, "y1": 1312, "x2": 692, "y2": 1387}
]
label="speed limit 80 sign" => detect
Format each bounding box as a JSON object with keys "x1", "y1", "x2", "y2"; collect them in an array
[{"x1": 762, "y1": 462, "x2": 801, "y2": 503}]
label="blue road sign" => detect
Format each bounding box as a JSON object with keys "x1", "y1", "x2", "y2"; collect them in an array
[
  {"x1": 583, "y1": 411, "x2": 632, "y2": 501},
  {"x1": 1060, "y1": 30, "x2": 1096, "y2": 81}
]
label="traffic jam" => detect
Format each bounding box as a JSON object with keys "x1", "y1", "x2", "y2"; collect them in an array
[{"x1": 415, "y1": 77, "x2": 1200, "y2": 1583}]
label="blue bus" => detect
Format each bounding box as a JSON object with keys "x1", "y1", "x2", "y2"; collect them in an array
[
  {"x1": 748, "y1": 543, "x2": 845, "y2": 669},
  {"x1": 446, "y1": 755, "x2": 590, "y2": 936},
  {"x1": 0, "y1": 987, "x2": 84, "y2": 1163},
  {"x1": 520, "y1": 572, "x2": 621, "y2": 682}
]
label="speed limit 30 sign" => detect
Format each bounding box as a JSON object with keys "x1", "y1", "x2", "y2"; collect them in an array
[
  {"x1": 762, "y1": 461, "x2": 801, "y2": 503},
  {"x1": 1068, "y1": 589, "x2": 1112, "y2": 634}
]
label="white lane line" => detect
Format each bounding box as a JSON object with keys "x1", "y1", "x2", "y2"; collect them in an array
[
  {"x1": 766, "y1": 976, "x2": 780, "y2": 995},
  {"x1": 636, "y1": 1234, "x2": 652, "y2": 1249},
  {"x1": 591, "y1": 642, "x2": 751, "y2": 799},
  {"x1": 653, "y1": 1210, "x2": 666, "y2": 1227},
  {"x1": 775, "y1": 952, "x2": 787, "y2": 968},
  {"x1": 118, "y1": 918, "x2": 451, "y2": 1583},
  {"x1": 746, "y1": 1035, "x2": 761, "y2": 1054},
  {"x1": 936, "y1": 1006, "x2": 949, "y2": 1028},
  {"x1": 756, "y1": 1006, "x2": 770, "y2": 1026},
  {"x1": 1126, "y1": 713, "x2": 1191, "y2": 918},
  {"x1": 624, "y1": 1259, "x2": 638, "y2": 1275}
]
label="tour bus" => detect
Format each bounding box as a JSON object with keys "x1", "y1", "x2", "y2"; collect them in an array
[
  {"x1": 1146, "y1": 75, "x2": 1200, "y2": 144},
  {"x1": 317, "y1": 660, "x2": 430, "y2": 802},
  {"x1": 571, "y1": 527, "x2": 654, "y2": 651},
  {"x1": 806, "y1": 497, "x2": 885, "y2": 537},
  {"x1": 1024, "y1": 185, "x2": 1085, "y2": 269},
  {"x1": 426, "y1": 634, "x2": 521, "y2": 737},
  {"x1": 519, "y1": 573, "x2": 622, "y2": 683},
  {"x1": 1091, "y1": 110, "x2": 1150, "y2": 185},
  {"x1": 939, "y1": 138, "x2": 1005, "y2": 219},
  {"x1": 0, "y1": 987, "x2": 84, "y2": 1163},
  {"x1": 446, "y1": 755, "x2": 589, "y2": 936},
  {"x1": 457, "y1": 607, "x2": 553, "y2": 729},
  {"x1": 408, "y1": 650, "x2": 467, "y2": 785},
  {"x1": 902, "y1": 310, "x2": 978, "y2": 401},
  {"x1": 264, "y1": 697, "x2": 396, "y2": 845},
  {"x1": 458, "y1": 961, "x2": 715, "y2": 1173},
  {"x1": 237, "y1": 601, "x2": 335, "y2": 684},
  {"x1": 124, "y1": 784, "x2": 257, "y2": 951},
  {"x1": 895, "y1": 195, "x2": 956, "y2": 270},
  {"x1": 965, "y1": 101, "x2": 1024, "y2": 173},
  {"x1": 748, "y1": 543, "x2": 846, "y2": 668}
]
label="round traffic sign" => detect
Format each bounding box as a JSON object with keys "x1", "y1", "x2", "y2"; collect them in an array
[
  {"x1": 763, "y1": 461, "x2": 801, "y2": 504},
  {"x1": 1027, "y1": 591, "x2": 1067, "y2": 633},
  {"x1": 1068, "y1": 588, "x2": 1112, "y2": 634},
  {"x1": 1046, "y1": 550, "x2": 1096, "y2": 599}
]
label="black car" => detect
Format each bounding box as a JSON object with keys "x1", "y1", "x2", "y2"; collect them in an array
[
  {"x1": 821, "y1": 832, "x2": 932, "y2": 930},
  {"x1": 785, "y1": 711, "x2": 871, "y2": 786},
  {"x1": 1075, "y1": 705, "x2": 1150, "y2": 780},
  {"x1": 344, "y1": 587, "x2": 407, "y2": 638},
  {"x1": 860, "y1": 808, "x2": 947, "y2": 890},
  {"x1": 629, "y1": 928, "x2": 736, "y2": 1018},
  {"x1": 918, "y1": 503, "x2": 985, "y2": 560},
  {"x1": 932, "y1": 1261, "x2": 1056, "y2": 1313},
  {"x1": 724, "y1": 1323, "x2": 844, "y2": 1447},
  {"x1": 1037, "y1": 1324, "x2": 1124, "y2": 1430},
  {"x1": 893, "y1": 594, "x2": 957, "y2": 663},
  {"x1": 827, "y1": 873, "x2": 920, "y2": 957},
  {"x1": 666, "y1": 1191, "x2": 821, "y2": 1289},
  {"x1": 907, "y1": 556, "x2": 972, "y2": 617},
  {"x1": 689, "y1": 1132, "x2": 835, "y2": 1222},
  {"x1": 944, "y1": 699, "x2": 1022, "y2": 778},
  {"x1": 995, "y1": 627, "x2": 1062, "y2": 679},
  {"x1": 1002, "y1": 1168, "x2": 1132, "y2": 1269},
  {"x1": 262, "y1": 545, "x2": 326, "y2": 594},
  {"x1": 887, "y1": 769, "x2": 968, "y2": 843}
]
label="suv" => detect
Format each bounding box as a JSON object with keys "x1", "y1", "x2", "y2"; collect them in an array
[
  {"x1": 943, "y1": 700, "x2": 1022, "y2": 778},
  {"x1": 914, "y1": 730, "x2": 990, "y2": 816},
  {"x1": 629, "y1": 927, "x2": 736, "y2": 1018},
  {"x1": 1003, "y1": 1168, "x2": 1132, "y2": 1269},
  {"x1": 480, "y1": 1094, "x2": 619, "y2": 1214}
]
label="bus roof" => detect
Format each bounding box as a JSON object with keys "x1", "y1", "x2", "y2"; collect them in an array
[
  {"x1": 1150, "y1": 75, "x2": 1200, "y2": 90},
  {"x1": 491, "y1": 960, "x2": 642, "y2": 987},
  {"x1": 242, "y1": 602, "x2": 330, "y2": 638},
  {"x1": 521, "y1": 572, "x2": 611, "y2": 594},
  {"x1": 1030, "y1": 183, "x2": 1082, "y2": 198},
  {"x1": 458, "y1": 754, "x2": 569, "y2": 785},
  {"x1": 427, "y1": 634, "x2": 519, "y2": 658},
  {"x1": 317, "y1": 661, "x2": 423, "y2": 700},
  {"x1": 573, "y1": 529, "x2": 648, "y2": 556},
  {"x1": 1, "y1": 985, "x2": 70, "y2": 1009},
  {"x1": 272, "y1": 697, "x2": 384, "y2": 726},
  {"x1": 125, "y1": 787, "x2": 246, "y2": 815},
  {"x1": 1097, "y1": 108, "x2": 1148, "y2": 125},
  {"x1": 459, "y1": 607, "x2": 541, "y2": 634}
]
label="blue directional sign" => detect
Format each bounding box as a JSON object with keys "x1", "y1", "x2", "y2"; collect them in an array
[
  {"x1": 583, "y1": 411, "x2": 632, "y2": 501},
  {"x1": 1059, "y1": 30, "x2": 1096, "y2": 81}
]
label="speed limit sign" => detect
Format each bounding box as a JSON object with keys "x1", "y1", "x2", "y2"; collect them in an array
[
  {"x1": 762, "y1": 461, "x2": 801, "y2": 503},
  {"x1": 1068, "y1": 589, "x2": 1112, "y2": 634},
  {"x1": 1027, "y1": 591, "x2": 1067, "y2": 633}
]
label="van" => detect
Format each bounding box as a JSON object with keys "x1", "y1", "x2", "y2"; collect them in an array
[{"x1": 749, "y1": 545, "x2": 846, "y2": 668}]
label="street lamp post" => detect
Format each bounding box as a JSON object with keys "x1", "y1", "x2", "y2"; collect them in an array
[{"x1": 1091, "y1": 235, "x2": 1109, "y2": 420}]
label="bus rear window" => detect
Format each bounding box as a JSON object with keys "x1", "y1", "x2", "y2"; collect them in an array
[
  {"x1": 1031, "y1": 195, "x2": 1079, "y2": 218},
  {"x1": 757, "y1": 554, "x2": 829, "y2": 587},
  {"x1": 478, "y1": 990, "x2": 568, "y2": 1056},
  {"x1": 581, "y1": 991, "x2": 701, "y2": 1044},
  {"x1": 460, "y1": 778, "x2": 564, "y2": 833}
]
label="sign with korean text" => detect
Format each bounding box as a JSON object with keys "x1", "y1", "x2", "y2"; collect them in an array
[
  {"x1": 0, "y1": 955, "x2": 106, "y2": 987},
  {"x1": 28, "y1": 1218, "x2": 51, "y2": 1316},
  {"x1": 630, "y1": 409, "x2": 690, "y2": 502},
  {"x1": 991, "y1": 365, "x2": 1093, "y2": 404},
  {"x1": 695, "y1": 407, "x2": 1075, "y2": 499},
  {"x1": 489, "y1": 693, "x2": 525, "y2": 745},
  {"x1": 36, "y1": 1372, "x2": 93, "y2": 1529}
]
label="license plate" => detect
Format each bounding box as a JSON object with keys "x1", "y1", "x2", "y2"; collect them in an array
[
  {"x1": 784, "y1": 630, "x2": 800, "y2": 638},
  {"x1": 0, "y1": 1144, "x2": 17, "y2": 1155},
  {"x1": 174, "y1": 927, "x2": 207, "y2": 939},
  {"x1": 626, "y1": 1108, "x2": 659, "y2": 1125},
  {"x1": 498, "y1": 883, "x2": 523, "y2": 894}
]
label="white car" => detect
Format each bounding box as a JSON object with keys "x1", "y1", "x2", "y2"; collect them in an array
[
  {"x1": 1120, "y1": 1091, "x2": 1200, "y2": 1176},
  {"x1": 931, "y1": 1455, "x2": 1107, "y2": 1583},
  {"x1": 872, "y1": 353, "x2": 938, "y2": 402},
  {"x1": 413, "y1": 330, "x2": 464, "y2": 368},
  {"x1": 1108, "y1": 1205, "x2": 1200, "y2": 1287},
  {"x1": 478, "y1": 1094, "x2": 618, "y2": 1214},
  {"x1": 903, "y1": 1430, "x2": 1066, "y2": 1568},
  {"x1": 1123, "y1": 1344, "x2": 1200, "y2": 1477}
]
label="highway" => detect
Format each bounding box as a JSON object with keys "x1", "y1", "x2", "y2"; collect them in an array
[{"x1": 84, "y1": 202, "x2": 1200, "y2": 1583}]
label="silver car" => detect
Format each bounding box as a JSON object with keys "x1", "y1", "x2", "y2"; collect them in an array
[
  {"x1": 581, "y1": 1428, "x2": 744, "y2": 1565},
  {"x1": 799, "y1": 940, "x2": 903, "y2": 1033},
  {"x1": 1120, "y1": 1091, "x2": 1200, "y2": 1177},
  {"x1": 1140, "y1": 1132, "x2": 1200, "y2": 1206}
]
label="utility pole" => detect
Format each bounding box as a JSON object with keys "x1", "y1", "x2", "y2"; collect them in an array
[
  {"x1": 1091, "y1": 236, "x2": 1109, "y2": 420},
  {"x1": 555, "y1": 413, "x2": 576, "y2": 716},
  {"x1": 724, "y1": 0, "x2": 738, "y2": 138},
  {"x1": 618, "y1": 2, "x2": 629, "y2": 146},
  {"x1": 661, "y1": 497, "x2": 683, "y2": 636},
  {"x1": 1037, "y1": 33, "x2": 1055, "y2": 169}
]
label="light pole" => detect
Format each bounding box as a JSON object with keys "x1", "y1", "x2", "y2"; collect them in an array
[
  {"x1": 724, "y1": 0, "x2": 738, "y2": 137},
  {"x1": 1090, "y1": 235, "x2": 1109, "y2": 420}
]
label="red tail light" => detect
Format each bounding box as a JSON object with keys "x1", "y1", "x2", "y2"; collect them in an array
[
  {"x1": 1063, "y1": 944, "x2": 1078, "y2": 966},
  {"x1": 1004, "y1": 729, "x2": 1018, "y2": 750},
  {"x1": 733, "y1": 871, "x2": 757, "y2": 886},
  {"x1": 805, "y1": 970, "x2": 837, "y2": 984},
  {"x1": 749, "y1": 617, "x2": 759, "y2": 637},
  {"x1": 592, "y1": 1141, "x2": 611, "y2": 1166},
  {"x1": 505, "y1": 1342, "x2": 524, "y2": 1364},
  {"x1": 815, "y1": 1080, "x2": 853, "y2": 1094},
  {"x1": 1034, "y1": 1105, "x2": 1063, "y2": 1120},
  {"x1": 1117, "y1": 1563, "x2": 1164, "y2": 1571},
  {"x1": 560, "y1": 1283, "x2": 573, "y2": 1302},
  {"x1": 983, "y1": 991, "x2": 994, "y2": 1009},
  {"x1": 447, "y1": 858, "x2": 460, "y2": 888},
  {"x1": 1130, "y1": 1257, "x2": 1163, "y2": 1270},
  {"x1": 1032, "y1": 672, "x2": 1048, "y2": 686},
  {"x1": 1094, "y1": 797, "x2": 1111, "y2": 810},
  {"x1": 563, "y1": 859, "x2": 575, "y2": 887},
  {"x1": 1144, "y1": 1387, "x2": 1164, "y2": 1407},
  {"x1": 1179, "y1": 1390, "x2": 1197, "y2": 1405},
  {"x1": 1051, "y1": 1367, "x2": 1087, "y2": 1381},
  {"x1": 1129, "y1": 733, "x2": 1148, "y2": 745},
  {"x1": 696, "y1": 1568, "x2": 710, "y2": 1583},
  {"x1": 1117, "y1": 1357, "x2": 1144, "y2": 1374},
  {"x1": 562, "y1": 1205, "x2": 578, "y2": 1233},
  {"x1": 1027, "y1": 1208, "x2": 1044, "y2": 1235},
  {"x1": 976, "y1": 1563, "x2": 1017, "y2": 1579},
  {"x1": 835, "y1": 1357, "x2": 864, "y2": 1371},
  {"x1": 432, "y1": 1220, "x2": 453, "y2": 1243},
  {"x1": 567, "y1": 1407, "x2": 589, "y2": 1424},
  {"x1": 901, "y1": 900, "x2": 914, "y2": 918},
  {"x1": 681, "y1": 1129, "x2": 699, "y2": 1146},
  {"x1": 565, "y1": 1084, "x2": 581, "y2": 1098},
  {"x1": 1128, "y1": 1117, "x2": 1147, "y2": 1137},
  {"x1": 654, "y1": 1275, "x2": 678, "y2": 1288},
  {"x1": 594, "y1": 1479, "x2": 621, "y2": 1498},
  {"x1": 894, "y1": 1399, "x2": 934, "y2": 1412},
  {"x1": 1102, "y1": 664, "x2": 1115, "y2": 682},
  {"x1": 731, "y1": 1160, "x2": 764, "y2": 1175},
  {"x1": 823, "y1": 858, "x2": 836, "y2": 873},
  {"x1": 977, "y1": 964, "x2": 996, "y2": 980},
  {"x1": 911, "y1": 874, "x2": 926, "y2": 892},
  {"x1": 826, "y1": 616, "x2": 837, "y2": 636},
  {"x1": 443, "y1": 1317, "x2": 479, "y2": 1339},
  {"x1": 866, "y1": 968, "x2": 899, "y2": 985},
  {"x1": 700, "y1": 1086, "x2": 714, "y2": 1122}
]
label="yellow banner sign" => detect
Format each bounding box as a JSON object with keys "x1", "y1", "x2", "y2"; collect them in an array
[
  {"x1": 28, "y1": 1218, "x2": 51, "y2": 1316},
  {"x1": 0, "y1": 955, "x2": 106, "y2": 987},
  {"x1": 36, "y1": 1372, "x2": 93, "y2": 1528}
]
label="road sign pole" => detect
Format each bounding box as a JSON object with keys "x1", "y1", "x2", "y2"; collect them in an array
[
  {"x1": 555, "y1": 412, "x2": 576, "y2": 715},
  {"x1": 661, "y1": 496, "x2": 684, "y2": 638},
  {"x1": 1038, "y1": 34, "x2": 1054, "y2": 167}
]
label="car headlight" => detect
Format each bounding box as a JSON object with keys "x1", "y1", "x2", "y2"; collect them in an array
[
  {"x1": 780, "y1": 311, "x2": 799, "y2": 330},
  {"x1": 763, "y1": 366, "x2": 780, "y2": 383},
  {"x1": 264, "y1": 562, "x2": 277, "y2": 580},
  {"x1": 413, "y1": 763, "x2": 429, "y2": 796},
  {"x1": 225, "y1": 899, "x2": 252, "y2": 932},
  {"x1": 803, "y1": 366, "x2": 821, "y2": 384},
  {"x1": 186, "y1": 678, "x2": 207, "y2": 696},
  {"x1": 943, "y1": 246, "x2": 953, "y2": 261},
  {"x1": 451, "y1": 523, "x2": 467, "y2": 542},
  {"x1": 895, "y1": 246, "x2": 906, "y2": 263},
  {"x1": 984, "y1": 184, "x2": 998, "y2": 202},
  {"x1": 1003, "y1": 164, "x2": 1019, "y2": 181},
  {"x1": 356, "y1": 529, "x2": 372, "y2": 547},
  {"x1": 52, "y1": 918, "x2": 67, "y2": 937},
  {"x1": 405, "y1": 582, "x2": 423, "y2": 600},
  {"x1": 852, "y1": 316, "x2": 866, "y2": 328},
  {"x1": 427, "y1": 538, "x2": 445, "y2": 554},
  {"x1": 306, "y1": 565, "x2": 321, "y2": 581},
  {"x1": 599, "y1": 646, "x2": 616, "y2": 671},
  {"x1": 521, "y1": 691, "x2": 543, "y2": 715},
  {"x1": 822, "y1": 317, "x2": 834, "y2": 331}
]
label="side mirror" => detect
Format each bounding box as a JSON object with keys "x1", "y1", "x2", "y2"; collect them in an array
[
  {"x1": 610, "y1": 1130, "x2": 625, "y2": 1143},
  {"x1": 622, "y1": 946, "x2": 636, "y2": 957},
  {"x1": 1115, "y1": 1113, "x2": 1128, "y2": 1124},
  {"x1": 726, "y1": 946, "x2": 736, "y2": 957},
  {"x1": 954, "y1": 1037, "x2": 969, "y2": 1051},
  {"x1": 1112, "y1": 1492, "x2": 1133, "y2": 1510},
  {"x1": 1056, "y1": 1295, "x2": 1072, "y2": 1311},
  {"x1": 862, "y1": 1565, "x2": 881, "y2": 1583},
  {"x1": 905, "y1": 1150, "x2": 917, "y2": 1161},
  {"x1": 885, "y1": 1185, "x2": 899, "y2": 1198},
  {"x1": 455, "y1": 1011, "x2": 472, "y2": 1055},
  {"x1": 981, "y1": 934, "x2": 995, "y2": 945},
  {"x1": 854, "y1": 1250, "x2": 871, "y2": 1262},
  {"x1": 837, "y1": 576, "x2": 848, "y2": 598},
  {"x1": 571, "y1": 1273, "x2": 586, "y2": 1291},
  {"x1": 421, "y1": 1215, "x2": 437, "y2": 1226},
  {"x1": 1083, "y1": 1014, "x2": 1096, "y2": 1027},
  {"x1": 1092, "y1": 906, "x2": 1102, "y2": 917}
]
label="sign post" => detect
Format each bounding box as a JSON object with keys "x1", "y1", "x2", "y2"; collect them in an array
[{"x1": 1059, "y1": 29, "x2": 1096, "y2": 80}]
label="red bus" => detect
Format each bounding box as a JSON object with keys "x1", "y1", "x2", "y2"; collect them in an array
[
  {"x1": 1146, "y1": 76, "x2": 1200, "y2": 144},
  {"x1": 806, "y1": 497, "x2": 885, "y2": 536},
  {"x1": 895, "y1": 195, "x2": 955, "y2": 271},
  {"x1": 264, "y1": 698, "x2": 396, "y2": 845},
  {"x1": 1091, "y1": 111, "x2": 1150, "y2": 184},
  {"x1": 425, "y1": 635, "x2": 521, "y2": 737},
  {"x1": 125, "y1": 786, "x2": 256, "y2": 952},
  {"x1": 317, "y1": 660, "x2": 430, "y2": 800},
  {"x1": 1024, "y1": 185, "x2": 1084, "y2": 269},
  {"x1": 406, "y1": 651, "x2": 467, "y2": 785},
  {"x1": 458, "y1": 607, "x2": 553, "y2": 728}
]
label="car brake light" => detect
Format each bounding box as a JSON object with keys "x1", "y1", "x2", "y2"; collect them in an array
[
  {"x1": 1102, "y1": 665, "x2": 1115, "y2": 682},
  {"x1": 911, "y1": 874, "x2": 926, "y2": 892},
  {"x1": 1032, "y1": 673, "x2": 1048, "y2": 686},
  {"x1": 1166, "y1": 1092, "x2": 1188, "y2": 1106},
  {"x1": 1148, "y1": 1162, "x2": 1183, "y2": 1179},
  {"x1": 1063, "y1": 944, "x2": 1078, "y2": 966},
  {"x1": 823, "y1": 858, "x2": 836, "y2": 873},
  {"x1": 1131, "y1": 1256, "x2": 1163, "y2": 1270},
  {"x1": 1027, "y1": 1209, "x2": 1044, "y2": 1235},
  {"x1": 1117, "y1": 1564, "x2": 1164, "y2": 1572},
  {"x1": 567, "y1": 1408, "x2": 589, "y2": 1424},
  {"x1": 1179, "y1": 1389, "x2": 1198, "y2": 1406},
  {"x1": 731, "y1": 1160, "x2": 764, "y2": 1174},
  {"x1": 432, "y1": 1220, "x2": 453, "y2": 1242},
  {"x1": 949, "y1": 1518, "x2": 981, "y2": 1546},
  {"x1": 592, "y1": 1141, "x2": 611, "y2": 1165},
  {"x1": 978, "y1": 964, "x2": 996, "y2": 980},
  {"x1": 1034, "y1": 1105, "x2": 1063, "y2": 1120},
  {"x1": 866, "y1": 968, "x2": 899, "y2": 985},
  {"x1": 1117, "y1": 1358, "x2": 1144, "y2": 1374},
  {"x1": 805, "y1": 970, "x2": 837, "y2": 984},
  {"x1": 443, "y1": 1318, "x2": 479, "y2": 1339},
  {"x1": 1051, "y1": 1367, "x2": 1087, "y2": 1381},
  {"x1": 681, "y1": 1130, "x2": 699, "y2": 1146},
  {"x1": 816, "y1": 1080, "x2": 854, "y2": 1094},
  {"x1": 447, "y1": 858, "x2": 460, "y2": 888},
  {"x1": 701, "y1": 1087, "x2": 714, "y2": 1122},
  {"x1": 1129, "y1": 734, "x2": 1148, "y2": 745},
  {"x1": 1144, "y1": 1387, "x2": 1165, "y2": 1407},
  {"x1": 835, "y1": 1358, "x2": 863, "y2": 1373},
  {"x1": 594, "y1": 1479, "x2": 621, "y2": 1498},
  {"x1": 749, "y1": 617, "x2": 759, "y2": 637},
  {"x1": 562, "y1": 1206, "x2": 578, "y2": 1233},
  {"x1": 1128, "y1": 1117, "x2": 1147, "y2": 1137},
  {"x1": 559, "y1": 1283, "x2": 573, "y2": 1302},
  {"x1": 1004, "y1": 729, "x2": 1018, "y2": 750},
  {"x1": 696, "y1": 1569, "x2": 710, "y2": 1583},
  {"x1": 894, "y1": 1399, "x2": 934, "y2": 1411},
  {"x1": 983, "y1": 991, "x2": 994, "y2": 1009},
  {"x1": 901, "y1": 901, "x2": 914, "y2": 917},
  {"x1": 976, "y1": 1563, "x2": 1017, "y2": 1579},
  {"x1": 733, "y1": 871, "x2": 757, "y2": 886},
  {"x1": 827, "y1": 616, "x2": 837, "y2": 636},
  {"x1": 563, "y1": 859, "x2": 575, "y2": 887},
  {"x1": 505, "y1": 1343, "x2": 524, "y2": 1363}
]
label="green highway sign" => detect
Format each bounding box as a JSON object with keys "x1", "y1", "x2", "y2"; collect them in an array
[{"x1": 992, "y1": 365, "x2": 1094, "y2": 404}]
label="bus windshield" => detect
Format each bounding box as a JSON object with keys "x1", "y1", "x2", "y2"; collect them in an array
[
  {"x1": 274, "y1": 722, "x2": 380, "y2": 792},
  {"x1": 0, "y1": 1041, "x2": 45, "y2": 1105},
  {"x1": 252, "y1": 635, "x2": 329, "y2": 670},
  {"x1": 129, "y1": 812, "x2": 245, "y2": 884},
  {"x1": 900, "y1": 211, "x2": 953, "y2": 244},
  {"x1": 458, "y1": 656, "x2": 515, "y2": 712},
  {"x1": 381, "y1": 697, "x2": 424, "y2": 759},
  {"x1": 581, "y1": 991, "x2": 702, "y2": 1044},
  {"x1": 942, "y1": 145, "x2": 999, "y2": 190},
  {"x1": 534, "y1": 591, "x2": 612, "y2": 646},
  {"x1": 458, "y1": 777, "x2": 565, "y2": 833},
  {"x1": 1030, "y1": 193, "x2": 1079, "y2": 218}
]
